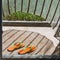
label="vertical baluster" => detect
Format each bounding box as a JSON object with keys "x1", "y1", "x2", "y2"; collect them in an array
[
  {"x1": 45, "y1": 0, "x2": 53, "y2": 20},
  {"x1": 27, "y1": 0, "x2": 30, "y2": 13},
  {"x1": 40, "y1": 0, "x2": 45, "y2": 16},
  {"x1": 33, "y1": 0, "x2": 38, "y2": 14},
  {"x1": 14, "y1": 0, "x2": 16, "y2": 12},
  {"x1": 53, "y1": 16, "x2": 60, "y2": 29},
  {"x1": 21, "y1": 0, "x2": 23, "y2": 12},
  {"x1": 50, "y1": 0, "x2": 60, "y2": 24},
  {"x1": 7, "y1": 0, "x2": 10, "y2": 15},
  {"x1": 2, "y1": 8, "x2": 5, "y2": 17}
]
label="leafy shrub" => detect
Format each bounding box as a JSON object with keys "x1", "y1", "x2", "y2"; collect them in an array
[{"x1": 4, "y1": 11, "x2": 45, "y2": 21}]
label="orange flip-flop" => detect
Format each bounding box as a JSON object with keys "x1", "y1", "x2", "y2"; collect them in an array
[
  {"x1": 18, "y1": 46, "x2": 36, "y2": 54},
  {"x1": 7, "y1": 42, "x2": 25, "y2": 52}
]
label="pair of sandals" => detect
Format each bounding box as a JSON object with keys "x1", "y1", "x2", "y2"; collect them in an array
[{"x1": 7, "y1": 42, "x2": 36, "y2": 54}]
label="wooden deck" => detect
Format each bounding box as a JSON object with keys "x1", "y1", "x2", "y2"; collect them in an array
[{"x1": 2, "y1": 29, "x2": 56, "y2": 58}]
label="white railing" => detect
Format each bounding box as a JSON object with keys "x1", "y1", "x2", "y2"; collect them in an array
[{"x1": 2, "y1": 0, "x2": 60, "y2": 27}]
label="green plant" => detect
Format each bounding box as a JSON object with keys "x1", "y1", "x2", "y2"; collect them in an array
[{"x1": 4, "y1": 11, "x2": 45, "y2": 21}]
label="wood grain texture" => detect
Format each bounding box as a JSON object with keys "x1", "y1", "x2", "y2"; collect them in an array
[
  {"x1": 32, "y1": 37, "x2": 49, "y2": 55},
  {"x1": 2, "y1": 30, "x2": 18, "y2": 43},
  {"x1": 37, "y1": 40, "x2": 52, "y2": 55},
  {"x1": 2, "y1": 30, "x2": 25, "y2": 51},
  {"x1": 9, "y1": 34, "x2": 44, "y2": 57},
  {"x1": 2, "y1": 29, "x2": 56, "y2": 58},
  {"x1": 2, "y1": 30, "x2": 32, "y2": 56},
  {"x1": 2, "y1": 29, "x2": 13, "y2": 37}
]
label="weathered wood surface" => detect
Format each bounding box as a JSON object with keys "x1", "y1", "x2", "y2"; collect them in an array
[{"x1": 2, "y1": 29, "x2": 56, "y2": 58}]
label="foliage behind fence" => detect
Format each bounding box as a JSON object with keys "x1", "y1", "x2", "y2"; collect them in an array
[{"x1": 2, "y1": 0, "x2": 60, "y2": 23}]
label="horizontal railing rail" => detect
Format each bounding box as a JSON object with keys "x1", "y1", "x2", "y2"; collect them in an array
[{"x1": 2, "y1": 20, "x2": 51, "y2": 27}]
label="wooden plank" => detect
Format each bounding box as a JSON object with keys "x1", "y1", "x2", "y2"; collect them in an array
[
  {"x1": 2, "y1": 30, "x2": 18, "y2": 43},
  {"x1": 35, "y1": 39, "x2": 49, "y2": 55},
  {"x1": 31, "y1": 37, "x2": 48, "y2": 55},
  {"x1": 2, "y1": 30, "x2": 25, "y2": 51},
  {"x1": 28, "y1": 34, "x2": 44, "y2": 46},
  {"x1": 37, "y1": 40, "x2": 52, "y2": 55},
  {"x1": 26, "y1": 35, "x2": 45, "y2": 55},
  {"x1": 7, "y1": 33, "x2": 38, "y2": 55},
  {"x1": 9, "y1": 33, "x2": 38, "y2": 57},
  {"x1": 44, "y1": 42, "x2": 53, "y2": 55},
  {"x1": 2, "y1": 30, "x2": 56, "y2": 57},
  {"x1": 28, "y1": 36, "x2": 45, "y2": 55},
  {"x1": 2, "y1": 30, "x2": 13, "y2": 37},
  {"x1": 45, "y1": 45, "x2": 56, "y2": 55},
  {"x1": 22, "y1": 33, "x2": 38, "y2": 47},
  {"x1": 10, "y1": 36, "x2": 48, "y2": 57},
  {"x1": 9, "y1": 34, "x2": 44, "y2": 57},
  {"x1": 2, "y1": 31, "x2": 32, "y2": 56}
]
